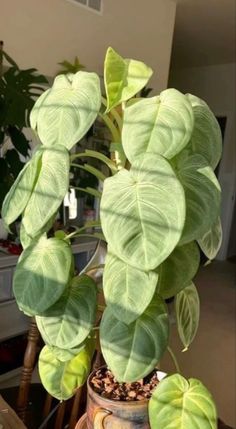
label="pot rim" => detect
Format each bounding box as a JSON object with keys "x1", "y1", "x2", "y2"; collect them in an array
[{"x1": 87, "y1": 365, "x2": 167, "y2": 406}]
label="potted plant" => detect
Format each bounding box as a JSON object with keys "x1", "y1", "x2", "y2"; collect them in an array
[{"x1": 2, "y1": 47, "x2": 223, "y2": 429}]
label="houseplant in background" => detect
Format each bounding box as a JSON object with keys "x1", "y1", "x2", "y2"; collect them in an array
[
  {"x1": 0, "y1": 42, "x2": 48, "y2": 239},
  {"x1": 2, "y1": 47, "x2": 223, "y2": 428}
]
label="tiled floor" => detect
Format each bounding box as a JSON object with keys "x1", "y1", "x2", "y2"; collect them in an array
[{"x1": 162, "y1": 260, "x2": 236, "y2": 428}]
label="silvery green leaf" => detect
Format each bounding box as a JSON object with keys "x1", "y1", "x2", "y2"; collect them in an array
[
  {"x1": 100, "y1": 296, "x2": 169, "y2": 382},
  {"x1": 100, "y1": 153, "x2": 185, "y2": 271},
  {"x1": 13, "y1": 237, "x2": 72, "y2": 315},
  {"x1": 122, "y1": 89, "x2": 194, "y2": 163},
  {"x1": 149, "y1": 374, "x2": 217, "y2": 429},
  {"x1": 186, "y1": 94, "x2": 222, "y2": 170},
  {"x1": 103, "y1": 251, "x2": 158, "y2": 324},
  {"x1": 198, "y1": 216, "x2": 222, "y2": 260}
]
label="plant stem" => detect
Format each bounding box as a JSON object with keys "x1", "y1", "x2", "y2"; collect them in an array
[
  {"x1": 65, "y1": 221, "x2": 101, "y2": 240},
  {"x1": 167, "y1": 346, "x2": 181, "y2": 374}
]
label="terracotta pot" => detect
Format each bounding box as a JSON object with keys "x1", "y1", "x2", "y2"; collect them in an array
[{"x1": 76, "y1": 367, "x2": 167, "y2": 429}]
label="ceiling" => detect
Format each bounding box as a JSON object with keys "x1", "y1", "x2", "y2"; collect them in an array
[{"x1": 171, "y1": 0, "x2": 236, "y2": 69}]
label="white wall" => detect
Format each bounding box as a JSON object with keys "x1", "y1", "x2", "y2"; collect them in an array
[
  {"x1": 169, "y1": 63, "x2": 236, "y2": 259},
  {"x1": 0, "y1": 0, "x2": 176, "y2": 93}
]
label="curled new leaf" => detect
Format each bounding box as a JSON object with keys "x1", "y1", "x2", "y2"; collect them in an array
[
  {"x1": 104, "y1": 47, "x2": 153, "y2": 112},
  {"x1": 149, "y1": 374, "x2": 217, "y2": 429}
]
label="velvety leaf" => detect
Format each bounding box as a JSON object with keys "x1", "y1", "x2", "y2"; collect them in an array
[
  {"x1": 157, "y1": 242, "x2": 200, "y2": 299},
  {"x1": 36, "y1": 275, "x2": 97, "y2": 349},
  {"x1": 48, "y1": 343, "x2": 86, "y2": 362},
  {"x1": 186, "y1": 94, "x2": 222, "y2": 170},
  {"x1": 13, "y1": 237, "x2": 72, "y2": 315},
  {"x1": 103, "y1": 251, "x2": 158, "y2": 324},
  {"x1": 100, "y1": 296, "x2": 169, "y2": 382},
  {"x1": 31, "y1": 72, "x2": 101, "y2": 149},
  {"x1": 1, "y1": 147, "x2": 43, "y2": 228},
  {"x1": 175, "y1": 282, "x2": 200, "y2": 351},
  {"x1": 7, "y1": 126, "x2": 30, "y2": 157},
  {"x1": 100, "y1": 153, "x2": 185, "y2": 271},
  {"x1": 104, "y1": 47, "x2": 153, "y2": 111},
  {"x1": 198, "y1": 216, "x2": 222, "y2": 260},
  {"x1": 175, "y1": 153, "x2": 221, "y2": 244},
  {"x1": 38, "y1": 344, "x2": 91, "y2": 400},
  {"x1": 22, "y1": 145, "x2": 69, "y2": 237},
  {"x1": 149, "y1": 373, "x2": 217, "y2": 429},
  {"x1": 122, "y1": 89, "x2": 194, "y2": 163}
]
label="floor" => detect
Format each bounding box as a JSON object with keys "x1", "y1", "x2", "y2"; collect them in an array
[{"x1": 162, "y1": 260, "x2": 236, "y2": 428}]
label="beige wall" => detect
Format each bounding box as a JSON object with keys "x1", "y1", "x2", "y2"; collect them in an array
[
  {"x1": 0, "y1": 0, "x2": 176, "y2": 93},
  {"x1": 169, "y1": 63, "x2": 236, "y2": 259}
]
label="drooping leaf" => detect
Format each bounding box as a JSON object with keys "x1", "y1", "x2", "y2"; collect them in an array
[
  {"x1": 122, "y1": 89, "x2": 194, "y2": 163},
  {"x1": 103, "y1": 252, "x2": 158, "y2": 324},
  {"x1": 186, "y1": 94, "x2": 222, "y2": 170},
  {"x1": 175, "y1": 282, "x2": 200, "y2": 351},
  {"x1": 38, "y1": 344, "x2": 91, "y2": 400},
  {"x1": 31, "y1": 72, "x2": 101, "y2": 149},
  {"x1": 100, "y1": 153, "x2": 185, "y2": 271},
  {"x1": 7, "y1": 126, "x2": 30, "y2": 157},
  {"x1": 1, "y1": 147, "x2": 43, "y2": 228},
  {"x1": 100, "y1": 296, "x2": 169, "y2": 382},
  {"x1": 157, "y1": 242, "x2": 200, "y2": 299},
  {"x1": 13, "y1": 237, "x2": 72, "y2": 315},
  {"x1": 149, "y1": 374, "x2": 217, "y2": 429},
  {"x1": 36, "y1": 275, "x2": 97, "y2": 349},
  {"x1": 174, "y1": 154, "x2": 221, "y2": 244},
  {"x1": 22, "y1": 145, "x2": 69, "y2": 237},
  {"x1": 104, "y1": 47, "x2": 153, "y2": 112},
  {"x1": 198, "y1": 216, "x2": 222, "y2": 260}
]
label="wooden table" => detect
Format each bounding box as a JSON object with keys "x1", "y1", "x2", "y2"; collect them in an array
[{"x1": 0, "y1": 395, "x2": 27, "y2": 429}]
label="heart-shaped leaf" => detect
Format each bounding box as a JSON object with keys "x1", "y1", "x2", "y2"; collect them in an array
[
  {"x1": 175, "y1": 282, "x2": 200, "y2": 351},
  {"x1": 186, "y1": 94, "x2": 222, "y2": 170},
  {"x1": 36, "y1": 275, "x2": 97, "y2": 349},
  {"x1": 100, "y1": 296, "x2": 169, "y2": 382},
  {"x1": 157, "y1": 242, "x2": 200, "y2": 299},
  {"x1": 30, "y1": 72, "x2": 101, "y2": 149},
  {"x1": 38, "y1": 344, "x2": 91, "y2": 400},
  {"x1": 103, "y1": 251, "x2": 158, "y2": 324},
  {"x1": 122, "y1": 89, "x2": 194, "y2": 163},
  {"x1": 198, "y1": 216, "x2": 222, "y2": 260},
  {"x1": 175, "y1": 154, "x2": 221, "y2": 244},
  {"x1": 100, "y1": 153, "x2": 185, "y2": 271},
  {"x1": 104, "y1": 47, "x2": 153, "y2": 112},
  {"x1": 13, "y1": 237, "x2": 72, "y2": 315},
  {"x1": 149, "y1": 374, "x2": 217, "y2": 429},
  {"x1": 1, "y1": 146, "x2": 43, "y2": 229},
  {"x1": 22, "y1": 145, "x2": 69, "y2": 237}
]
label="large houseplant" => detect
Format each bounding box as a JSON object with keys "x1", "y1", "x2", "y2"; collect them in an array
[{"x1": 2, "y1": 47, "x2": 222, "y2": 428}]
